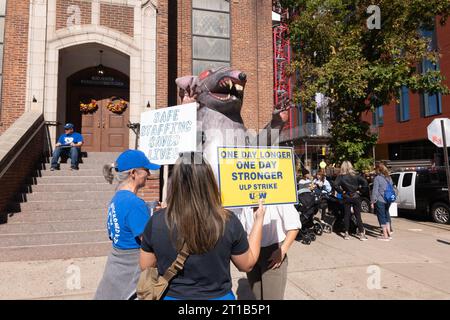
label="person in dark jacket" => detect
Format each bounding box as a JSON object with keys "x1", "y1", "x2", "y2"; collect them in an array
[{"x1": 334, "y1": 161, "x2": 369, "y2": 241}]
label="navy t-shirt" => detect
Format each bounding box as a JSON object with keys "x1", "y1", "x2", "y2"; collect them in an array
[
  {"x1": 58, "y1": 132, "x2": 83, "y2": 145},
  {"x1": 141, "y1": 209, "x2": 249, "y2": 299},
  {"x1": 107, "y1": 190, "x2": 150, "y2": 250}
]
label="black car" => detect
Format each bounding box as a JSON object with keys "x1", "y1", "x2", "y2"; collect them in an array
[{"x1": 390, "y1": 168, "x2": 449, "y2": 224}]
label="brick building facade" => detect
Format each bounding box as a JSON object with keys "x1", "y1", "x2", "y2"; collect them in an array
[
  {"x1": 363, "y1": 18, "x2": 450, "y2": 164},
  {"x1": 0, "y1": 0, "x2": 275, "y2": 201}
]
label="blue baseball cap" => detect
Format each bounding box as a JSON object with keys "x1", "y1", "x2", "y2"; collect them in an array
[
  {"x1": 116, "y1": 150, "x2": 160, "y2": 172},
  {"x1": 64, "y1": 123, "x2": 74, "y2": 129}
]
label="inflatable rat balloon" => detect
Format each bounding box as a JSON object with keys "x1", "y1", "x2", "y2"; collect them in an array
[{"x1": 176, "y1": 66, "x2": 289, "y2": 177}]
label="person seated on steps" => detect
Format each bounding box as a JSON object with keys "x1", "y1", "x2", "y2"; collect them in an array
[{"x1": 50, "y1": 123, "x2": 84, "y2": 171}]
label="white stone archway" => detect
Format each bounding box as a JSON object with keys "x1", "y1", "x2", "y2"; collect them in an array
[
  {"x1": 57, "y1": 43, "x2": 131, "y2": 141},
  {"x1": 44, "y1": 27, "x2": 141, "y2": 147},
  {"x1": 26, "y1": 0, "x2": 157, "y2": 149}
]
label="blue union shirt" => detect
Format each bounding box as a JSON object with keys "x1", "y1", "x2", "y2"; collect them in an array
[
  {"x1": 107, "y1": 190, "x2": 150, "y2": 250},
  {"x1": 58, "y1": 132, "x2": 83, "y2": 145}
]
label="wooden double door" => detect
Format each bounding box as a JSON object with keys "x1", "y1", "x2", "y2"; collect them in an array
[{"x1": 69, "y1": 87, "x2": 130, "y2": 152}]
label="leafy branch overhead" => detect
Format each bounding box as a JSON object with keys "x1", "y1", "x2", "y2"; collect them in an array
[{"x1": 280, "y1": 0, "x2": 450, "y2": 166}]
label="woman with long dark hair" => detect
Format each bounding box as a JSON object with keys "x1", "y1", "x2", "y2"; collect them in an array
[{"x1": 139, "y1": 152, "x2": 265, "y2": 300}]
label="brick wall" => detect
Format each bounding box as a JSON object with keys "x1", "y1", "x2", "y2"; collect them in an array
[
  {"x1": 156, "y1": 0, "x2": 169, "y2": 108},
  {"x1": 172, "y1": 0, "x2": 274, "y2": 130},
  {"x1": 100, "y1": 3, "x2": 134, "y2": 37},
  {"x1": 177, "y1": 0, "x2": 192, "y2": 84},
  {"x1": 0, "y1": 1, "x2": 30, "y2": 134},
  {"x1": 231, "y1": 0, "x2": 274, "y2": 131},
  {"x1": 138, "y1": 176, "x2": 160, "y2": 202},
  {"x1": 56, "y1": 0, "x2": 91, "y2": 30},
  {"x1": 0, "y1": 114, "x2": 46, "y2": 223}
]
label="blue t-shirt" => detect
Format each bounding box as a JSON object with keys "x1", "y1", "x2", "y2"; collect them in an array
[
  {"x1": 107, "y1": 190, "x2": 150, "y2": 250},
  {"x1": 58, "y1": 132, "x2": 83, "y2": 145}
]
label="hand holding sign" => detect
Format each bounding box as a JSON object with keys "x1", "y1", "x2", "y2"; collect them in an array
[
  {"x1": 253, "y1": 200, "x2": 266, "y2": 222},
  {"x1": 217, "y1": 147, "x2": 298, "y2": 208}
]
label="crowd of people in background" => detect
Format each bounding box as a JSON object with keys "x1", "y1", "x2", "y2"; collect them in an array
[{"x1": 295, "y1": 160, "x2": 395, "y2": 242}]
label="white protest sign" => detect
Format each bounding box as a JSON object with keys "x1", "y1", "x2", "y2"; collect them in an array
[{"x1": 139, "y1": 103, "x2": 197, "y2": 165}]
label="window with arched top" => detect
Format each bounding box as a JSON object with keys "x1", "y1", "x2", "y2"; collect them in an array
[{"x1": 192, "y1": 0, "x2": 230, "y2": 75}]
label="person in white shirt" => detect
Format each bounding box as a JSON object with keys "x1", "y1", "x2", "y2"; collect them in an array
[
  {"x1": 297, "y1": 168, "x2": 313, "y2": 195},
  {"x1": 313, "y1": 172, "x2": 332, "y2": 194},
  {"x1": 235, "y1": 204, "x2": 301, "y2": 300}
]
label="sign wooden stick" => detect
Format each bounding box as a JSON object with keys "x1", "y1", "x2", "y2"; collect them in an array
[{"x1": 162, "y1": 164, "x2": 169, "y2": 203}]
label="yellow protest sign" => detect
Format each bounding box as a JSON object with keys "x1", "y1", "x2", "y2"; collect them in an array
[{"x1": 217, "y1": 147, "x2": 298, "y2": 208}]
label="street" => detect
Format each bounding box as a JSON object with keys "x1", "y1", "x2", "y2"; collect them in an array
[{"x1": 0, "y1": 212, "x2": 449, "y2": 300}]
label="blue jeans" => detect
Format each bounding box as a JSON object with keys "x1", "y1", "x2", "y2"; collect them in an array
[
  {"x1": 376, "y1": 201, "x2": 391, "y2": 226},
  {"x1": 51, "y1": 146, "x2": 80, "y2": 168}
]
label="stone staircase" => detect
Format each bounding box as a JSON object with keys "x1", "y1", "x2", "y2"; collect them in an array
[{"x1": 0, "y1": 152, "x2": 120, "y2": 263}]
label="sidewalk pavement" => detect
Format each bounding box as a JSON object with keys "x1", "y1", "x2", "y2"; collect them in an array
[{"x1": 0, "y1": 213, "x2": 449, "y2": 300}]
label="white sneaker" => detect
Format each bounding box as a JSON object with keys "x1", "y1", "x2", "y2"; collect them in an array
[{"x1": 359, "y1": 233, "x2": 368, "y2": 241}]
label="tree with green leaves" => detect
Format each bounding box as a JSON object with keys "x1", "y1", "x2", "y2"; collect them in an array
[{"x1": 280, "y1": 0, "x2": 450, "y2": 171}]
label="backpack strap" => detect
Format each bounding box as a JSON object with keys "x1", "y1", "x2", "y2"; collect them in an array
[{"x1": 162, "y1": 243, "x2": 190, "y2": 283}]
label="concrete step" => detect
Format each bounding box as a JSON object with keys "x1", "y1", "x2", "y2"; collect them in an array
[
  {"x1": 20, "y1": 191, "x2": 114, "y2": 202},
  {"x1": 6, "y1": 209, "x2": 106, "y2": 223},
  {"x1": 80, "y1": 153, "x2": 120, "y2": 161},
  {"x1": 39, "y1": 163, "x2": 110, "y2": 170},
  {"x1": 0, "y1": 241, "x2": 111, "y2": 262},
  {"x1": 36, "y1": 169, "x2": 104, "y2": 177},
  {"x1": 27, "y1": 176, "x2": 108, "y2": 184},
  {"x1": 19, "y1": 199, "x2": 110, "y2": 211},
  {"x1": 24, "y1": 183, "x2": 116, "y2": 193},
  {"x1": 0, "y1": 219, "x2": 105, "y2": 234},
  {"x1": 0, "y1": 230, "x2": 108, "y2": 247}
]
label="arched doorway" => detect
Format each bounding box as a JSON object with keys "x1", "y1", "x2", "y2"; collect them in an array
[{"x1": 66, "y1": 66, "x2": 130, "y2": 152}]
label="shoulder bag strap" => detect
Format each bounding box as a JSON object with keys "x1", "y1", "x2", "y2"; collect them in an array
[{"x1": 162, "y1": 243, "x2": 190, "y2": 283}]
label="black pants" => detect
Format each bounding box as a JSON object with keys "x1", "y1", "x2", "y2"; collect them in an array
[{"x1": 343, "y1": 196, "x2": 365, "y2": 234}]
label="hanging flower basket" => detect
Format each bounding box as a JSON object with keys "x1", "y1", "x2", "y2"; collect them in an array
[
  {"x1": 106, "y1": 96, "x2": 128, "y2": 114},
  {"x1": 80, "y1": 99, "x2": 98, "y2": 113}
]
